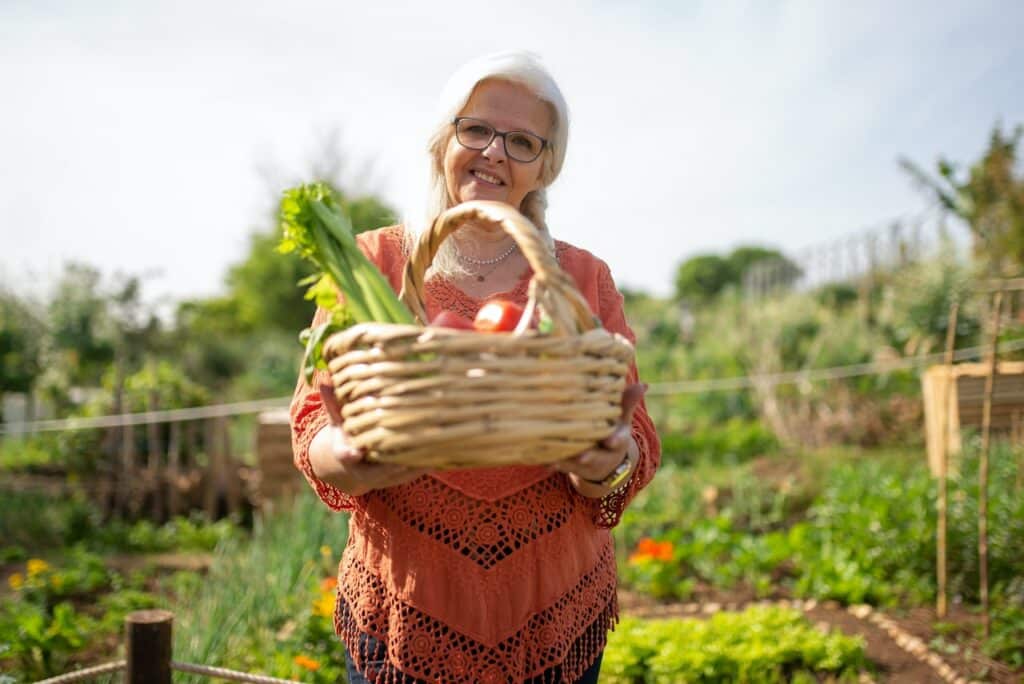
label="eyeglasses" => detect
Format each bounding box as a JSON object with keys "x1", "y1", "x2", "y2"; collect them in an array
[{"x1": 453, "y1": 117, "x2": 547, "y2": 163}]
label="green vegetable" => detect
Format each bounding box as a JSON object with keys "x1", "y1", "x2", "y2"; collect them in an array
[{"x1": 278, "y1": 182, "x2": 414, "y2": 382}]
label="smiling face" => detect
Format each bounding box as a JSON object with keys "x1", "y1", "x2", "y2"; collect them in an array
[{"x1": 443, "y1": 79, "x2": 553, "y2": 211}]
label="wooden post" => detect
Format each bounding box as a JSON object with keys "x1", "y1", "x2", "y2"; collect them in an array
[
  {"x1": 979, "y1": 290, "x2": 1003, "y2": 640},
  {"x1": 222, "y1": 416, "x2": 241, "y2": 517},
  {"x1": 125, "y1": 609, "x2": 173, "y2": 684},
  {"x1": 122, "y1": 422, "x2": 138, "y2": 517},
  {"x1": 937, "y1": 301, "x2": 958, "y2": 618},
  {"x1": 167, "y1": 421, "x2": 182, "y2": 518},
  {"x1": 146, "y1": 392, "x2": 164, "y2": 521},
  {"x1": 1016, "y1": 410, "x2": 1024, "y2": 493},
  {"x1": 204, "y1": 417, "x2": 220, "y2": 520}
]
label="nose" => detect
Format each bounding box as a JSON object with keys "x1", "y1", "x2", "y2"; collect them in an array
[{"x1": 482, "y1": 133, "x2": 507, "y2": 162}]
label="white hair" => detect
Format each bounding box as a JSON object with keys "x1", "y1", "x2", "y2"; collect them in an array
[{"x1": 403, "y1": 50, "x2": 570, "y2": 278}]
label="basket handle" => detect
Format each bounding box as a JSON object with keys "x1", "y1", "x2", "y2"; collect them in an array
[{"x1": 399, "y1": 201, "x2": 599, "y2": 335}]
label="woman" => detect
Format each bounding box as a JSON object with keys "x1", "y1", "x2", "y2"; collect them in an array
[{"x1": 290, "y1": 50, "x2": 660, "y2": 684}]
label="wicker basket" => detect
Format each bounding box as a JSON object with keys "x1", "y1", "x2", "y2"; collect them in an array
[{"x1": 323, "y1": 200, "x2": 635, "y2": 469}]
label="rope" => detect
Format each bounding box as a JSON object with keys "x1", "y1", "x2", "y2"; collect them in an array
[
  {"x1": 646, "y1": 337, "x2": 1024, "y2": 396},
  {"x1": 0, "y1": 396, "x2": 291, "y2": 435},
  {"x1": 171, "y1": 661, "x2": 302, "y2": 684},
  {"x1": 5, "y1": 339, "x2": 1024, "y2": 435},
  {"x1": 32, "y1": 660, "x2": 125, "y2": 683}
]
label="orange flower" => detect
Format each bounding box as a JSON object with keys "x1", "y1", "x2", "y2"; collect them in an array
[
  {"x1": 653, "y1": 541, "x2": 674, "y2": 561},
  {"x1": 293, "y1": 654, "x2": 320, "y2": 671},
  {"x1": 320, "y1": 576, "x2": 338, "y2": 592},
  {"x1": 628, "y1": 537, "x2": 674, "y2": 564},
  {"x1": 637, "y1": 538, "x2": 659, "y2": 555}
]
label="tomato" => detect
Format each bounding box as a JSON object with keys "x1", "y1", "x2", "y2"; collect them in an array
[
  {"x1": 430, "y1": 310, "x2": 475, "y2": 330},
  {"x1": 473, "y1": 300, "x2": 525, "y2": 333}
]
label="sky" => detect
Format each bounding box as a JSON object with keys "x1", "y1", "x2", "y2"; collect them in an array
[{"x1": 1, "y1": 0, "x2": 1022, "y2": 306}]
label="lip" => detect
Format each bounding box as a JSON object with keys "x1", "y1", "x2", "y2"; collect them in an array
[{"x1": 469, "y1": 168, "x2": 506, "y2": 186}]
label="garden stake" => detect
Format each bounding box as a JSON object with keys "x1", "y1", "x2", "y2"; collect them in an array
[
  {"x1": 1015, "y1": 410, "x2": 1024, "y2": 493},
  {"x1": 937, "y1": 300, "x2": 958, "y2": 618},
  {"x1": 978, "y1": 289, "x2": 1003, "y2": 640}
]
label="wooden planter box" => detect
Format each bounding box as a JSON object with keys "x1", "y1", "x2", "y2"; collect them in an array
[
  {"x1": 922, "y1": 361, "x2": 1024, "y2": 476},
  {"x1": 256, "y1": 409, "x2": 304, "y2": 501}
]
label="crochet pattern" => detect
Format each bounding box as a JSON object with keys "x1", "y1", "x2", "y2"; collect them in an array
[{"x1": 290, "y1": 226, "x2": 660, "y2": 683}]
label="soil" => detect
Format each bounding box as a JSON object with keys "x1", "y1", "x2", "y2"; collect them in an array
[{"x1": 618, "y1": 588, "x2": 1024, "y2": 683}]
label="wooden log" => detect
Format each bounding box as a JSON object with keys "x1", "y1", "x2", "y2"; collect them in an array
[{"x1": 126, "y1": 609, "x2": 173, "y2": 684}]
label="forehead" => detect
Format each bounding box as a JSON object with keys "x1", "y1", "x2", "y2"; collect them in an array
[{"x1": 460, "y1": 79, "x2": 553, "y2": 137}]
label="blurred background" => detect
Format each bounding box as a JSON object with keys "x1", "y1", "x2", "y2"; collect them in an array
[{"x1": 1, "y1": 2, "x2": 1023, "y2": 682}]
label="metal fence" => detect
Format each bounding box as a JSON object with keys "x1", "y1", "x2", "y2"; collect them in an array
[{"x1": 742, "y1": 207, "x2": 959, "y2": 298}]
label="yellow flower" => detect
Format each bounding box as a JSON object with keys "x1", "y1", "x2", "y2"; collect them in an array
[
  {"x1": 26, "y1": 559, "x2": 50, "y2": 577},
  {"x1": 50, "y1": 574, "x2": 64, "y2": 590},
  {"x1": 293, "y1": 654, "x2": 320, "y2": 671},
  {"x1": 312, "y1": 592, "x2": 335, "y2": 618},
  {"x1": 319, "y1": 545, "x2": 332, "y2": 559},
  {"x1": 7, "y1": 573, "x2": 24, "y2": 590}
]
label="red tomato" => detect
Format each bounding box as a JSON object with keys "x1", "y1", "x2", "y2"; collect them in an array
[
  {"x1": 473, "y1": 300, "x2": 525, "y2": 333},
  {"x1": 430, "y1": 310, "x2": 475, "y2": 330}
]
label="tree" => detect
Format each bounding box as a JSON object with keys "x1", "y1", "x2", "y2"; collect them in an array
[
  {"x1": 222, "y1": 188, "x2": 397, "y2": 336},
  {"x1": 0, "y1": 290, "x2": 45, "y2": 395},
  {"x1": 901, "y1": 123, "x2": 1024, "y2": 275},
  {"x1": 46, "y1": 263, "x2": 117, "y2": 389},
  {"x1": 674, "y1": 254, "x2": 735, "y2": 303},
  {"x1": 674, "y1": 246, "x2": 799, "y2": 303}
]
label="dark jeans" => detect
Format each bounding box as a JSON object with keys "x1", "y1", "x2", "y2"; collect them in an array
[{"x1": 344, "y1": 633, "x2": 603, "y2": 684}]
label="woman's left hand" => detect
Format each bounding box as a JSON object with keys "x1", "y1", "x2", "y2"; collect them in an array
[{"x1": 549, "y1": 383, "x2": 647, "y2": 497}]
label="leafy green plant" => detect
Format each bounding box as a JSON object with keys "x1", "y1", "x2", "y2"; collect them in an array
[
  {"x1": 603, "y1": 607, "x2": 867, "y2": 683},
  {"x1": 0, "y1": 601, "x2": 93, "y2": 681}
]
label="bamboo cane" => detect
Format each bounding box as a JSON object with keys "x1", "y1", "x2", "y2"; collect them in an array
[
  {"x1": 979, "y1": 290, "x2": 1003, "y2": 640},
  {"x1": 937, "y1": 301, "x2": 959, "y2": 618}
]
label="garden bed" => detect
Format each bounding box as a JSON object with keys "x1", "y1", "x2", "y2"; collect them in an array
[{"x1": 619, "y1": 588, "x2": 1022, "y2": 683}]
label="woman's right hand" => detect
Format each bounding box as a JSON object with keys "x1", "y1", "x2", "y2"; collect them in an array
[{"x1": 308, "y1": 386, "x2": 430, "y2": 496}]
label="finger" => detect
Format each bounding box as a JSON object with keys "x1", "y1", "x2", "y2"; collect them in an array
[
  {"x1": 330, "y1": 427, "x2": 365, "y2": 465},
  {"x1": 599, "y1": 425, "x2": 630, "y2": 451},
  {"x1": 319, "y1": 385, "x2": 345, "y2": 426},
  {"x1": 619, "y1": 382, "x2": 647, "y2": 425}
]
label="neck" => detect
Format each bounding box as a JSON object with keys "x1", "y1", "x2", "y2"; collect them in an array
[{"x1": 453, "y1": 222, "x2": 515, "y2": 258}]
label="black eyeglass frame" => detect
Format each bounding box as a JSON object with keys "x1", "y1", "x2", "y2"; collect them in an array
[{"x1": 452, "y1": 117, "x2": 548, "y2": 163}]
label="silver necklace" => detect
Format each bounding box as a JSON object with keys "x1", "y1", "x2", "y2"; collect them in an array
[{"x1": 455, "y1": 242, "x2": 518, "y2": 266}]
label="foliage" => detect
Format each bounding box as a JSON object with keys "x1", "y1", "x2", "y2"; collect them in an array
[
  {"x1": 0, "y1": 489, "x2": 237, "y2": 554},
  {"x1": 171, "y1": 491, "x2": 351, "y2": 682},
  {"x1": 0, "y1": 601, "x2": 93, "y2": 681},
  {"x1": 619, "y1": 443, "x2": 1023, "y2": 612},
  {"x1": 602, "y1": 607, "x2": 867, "y2": 683},
  {"x1": 902, "y1": 123, "x2": 1024, "y2": 275},
  {"x1": 0, "y1": 291, "x2": 45, "y2": 397},
  {"x1": 674, "y1": 246, "x2": 800, "y2": 304},
  {"x1": 0, "y1": 550, "x2": 162, "y2": 681}
]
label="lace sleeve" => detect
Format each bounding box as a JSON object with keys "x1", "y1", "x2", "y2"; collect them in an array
[
  {"x1": 289, "y1": 306, "x2": 362, "y2": 512},
  {"x1": 582, "y1": 261, "x2": 661, "y2": 528},
  {"x1": 288, "y1": 227, "x2": 401, "y2": 512}
]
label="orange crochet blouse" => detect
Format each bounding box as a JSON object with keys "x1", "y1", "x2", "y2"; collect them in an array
[{"x1": 290, "y1": 226, "x2": 660, "y2": 684}]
